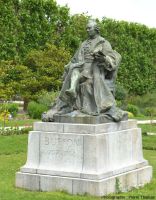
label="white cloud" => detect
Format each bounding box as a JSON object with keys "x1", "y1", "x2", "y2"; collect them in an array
[{"x1": 56, "y1": 0, "x2": 156, "y2": 28}]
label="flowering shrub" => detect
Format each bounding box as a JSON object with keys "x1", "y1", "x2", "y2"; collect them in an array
[{"x1": 0, "y1": 127, "x2": 32, "y2": 136}]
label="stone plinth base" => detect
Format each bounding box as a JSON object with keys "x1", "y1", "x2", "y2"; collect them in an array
[
  {"x1": 16, "y1": 166, "x2": 152, "y2": 196},
  {"x1": 15, "y1": 120, "x2": 152, "y2": 196},
  {"x1": 53, "y1": 111, "x2": 128, "y2": 124}
]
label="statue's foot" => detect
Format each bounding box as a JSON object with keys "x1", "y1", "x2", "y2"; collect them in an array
[
  {"x1": 56, "y1": 107, "x2": 73, "y2": 115},
  {"x1": 65, "y1": 89, "x2": 76, "y2": 99},
  {"x1": 42, "y1": 113, "x2": 53, "y2": 122},
  {"x1": 41, "y1": 109, "x2": 56, "y2": 122}
]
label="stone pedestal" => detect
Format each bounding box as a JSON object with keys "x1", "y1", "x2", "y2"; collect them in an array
[
  {"x1": 53, "y1": 110, "x2": 128, "y2": 124},
  {"x1": 16, "y1": 120, "x2": 152, "y2": 196}
]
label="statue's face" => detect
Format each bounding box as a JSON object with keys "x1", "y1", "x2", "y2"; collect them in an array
[{"x1": 86, "y1": 23, "x2": 97, "y2": 38}]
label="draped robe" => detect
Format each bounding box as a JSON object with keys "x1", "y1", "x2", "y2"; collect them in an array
[{"x1": 42, "y1": 35, "x2": 127, "y2": 122}]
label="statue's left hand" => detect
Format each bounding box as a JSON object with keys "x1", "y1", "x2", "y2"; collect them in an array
[{"x1": 93, "y1": 51, "x2": 105, "y2": 62}]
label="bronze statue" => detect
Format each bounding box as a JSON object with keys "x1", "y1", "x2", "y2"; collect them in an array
[{"x1": 42, "y1": 19, "x2": 127, "y2": 122}]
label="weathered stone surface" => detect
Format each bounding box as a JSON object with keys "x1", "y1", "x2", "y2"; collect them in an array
[
  {"x1": 53, "y1": 111, "x2": 128, "y2": 124},
  {"x1": 16, "y1": 120, "x2": 152, "y2": 196},
  {"x1": 33, "y1": 119, "x2": 137, "y2": 133},
  {"x1": 16, "y1": 165, "x2": 152, "y2": 196}
]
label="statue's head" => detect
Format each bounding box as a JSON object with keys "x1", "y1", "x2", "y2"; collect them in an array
[{"x1": 86, "y1": 19, "x2": 99, "y2": 38}]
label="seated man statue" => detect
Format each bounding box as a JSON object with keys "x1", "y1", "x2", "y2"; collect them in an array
[{"x1": 42, "y1": 19, "x2": 127, "y2": 122}]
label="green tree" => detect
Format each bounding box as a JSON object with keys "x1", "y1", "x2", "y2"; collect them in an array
[
  {"x1": 100, "y1": 18, "x2": 156, "y2": 95},
  {"x1": 23, "y1": 43, "x2": 71, "y2": 109},
  {"x1": 0, "y1": 60, "x2": 32, "y2": 102},
  {"x1": 0, "y1": 0, "x2": 71, "y2": 61},
  {"x1": 0, "y1": 44, "x2": 71, "y2": 109},
  {"x1": 0, "y1": 0, "x2": 22, "y2": 60},
  {"x1": 60, "y1": 14, "x2": 89, "y2": 53}
]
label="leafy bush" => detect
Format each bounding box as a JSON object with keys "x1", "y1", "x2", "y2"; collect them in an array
[
  {"x1": 37, "y1": 91, "x2": 59, "y2": 108},
  {"x1": 127, "y1": 112, "x2": 134, "y2": 118},
  {"x1": 144, "y1": 107, "x2": 156, "y2": 117},
  {"x1": 0, "y1": 103, "x2": 18, "y2": 117},
  {"x1": 27, "y1": 101, "x2": 48, "y2": 119},
  {"x1": 0, "y1": 110, "x2": 10, "y2": 127},
  {"x1": 126, "y1": 104, "x2": 140, "y2": 116},
  {"x1": 6, "y1": 103, "x2": 18, "y2": 117},
  {"x1": 115, "y1": 85, "x2": 128, "y2": 101},
  {"x1": 127, "y1": 92, "x2": 156, "y2": 115}
]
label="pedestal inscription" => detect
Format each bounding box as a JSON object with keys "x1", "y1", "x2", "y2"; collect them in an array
[{"x1": 39, "y1": 134, "x2": 83, "y2": 171}]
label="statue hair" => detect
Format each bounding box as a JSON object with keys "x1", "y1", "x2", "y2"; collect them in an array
[{"x1": 87, "y1": 19, "x2": 100, "y2": 33}]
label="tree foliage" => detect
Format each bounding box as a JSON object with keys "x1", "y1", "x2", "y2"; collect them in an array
[
  {"x1": 0, "y1": 0, "x2": 70, "y2": 60},
  {"x1": 0, "y1": 1, "x2": 156, "y2": 102},
  {"x1": 0, "y1": 0, "x2": 21, "y2": 60},
  {"x1": 24, "y1": 43, "x2": 71, "y2": 93},
  {"x1": 0, "y1": 44, "x2": 71, "y2": 109},
  {"x1": 99, "y1": 18, "x2": 156, "y2": 95}
]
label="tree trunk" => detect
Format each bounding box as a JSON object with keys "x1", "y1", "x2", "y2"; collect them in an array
[{"x1": 23, "y1": 98, "x2": 29, "y2": 111}]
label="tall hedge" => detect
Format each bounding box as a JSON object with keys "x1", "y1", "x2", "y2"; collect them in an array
[
  {"x1": 0, "y1": 0, "x2": 70, "y2": 60},
  {"x1": 99, "y1": 18, "x2": 156, "y2": 95},
  {"x1": 0, "y1": 1, "x2": 156, "y2": 97}
]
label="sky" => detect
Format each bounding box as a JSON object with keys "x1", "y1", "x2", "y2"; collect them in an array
[{"x1": 56, "y1": 0, "x2": 156, "y2": 28}]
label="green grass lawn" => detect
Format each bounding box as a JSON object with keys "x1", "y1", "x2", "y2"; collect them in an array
[
  {"x1": 0, "y1": 132, "x2": 156, "y2": 200},
  {"x1": 0, "y1": 135, "x2": 28, "y2": 155},
  {"x1": 138, "y1": 124, "x2": 156, "y2": 134},
  {"x1": 0, "y1": 119, "x2": 39, "y2": 128},
  {"x1": 132, "y1": 116, "x2": 156, "y2": 120},
  {"x1": 139, "y1": 124, "x2": 156, "y2": 151}
]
